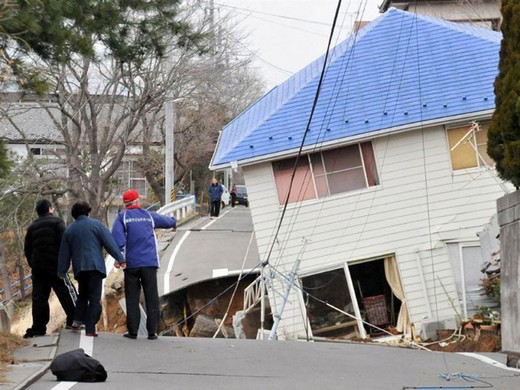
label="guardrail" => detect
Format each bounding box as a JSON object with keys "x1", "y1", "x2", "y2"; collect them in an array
[
  {"x1": 157, "y1": 195, "x2": 197, "y2": 221},
  {"x1": 1, "y1": 274, "x2": 32, "y2": 304}
]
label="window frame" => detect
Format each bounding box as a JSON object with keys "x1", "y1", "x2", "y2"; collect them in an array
[
  {"x1": 446, "y1": 123, "x2": 492, "y2": 173},
  {"x1": 272, "y1": 141, "x2": 379, "y2": 205}
]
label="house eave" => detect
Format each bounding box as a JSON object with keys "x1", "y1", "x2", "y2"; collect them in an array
[{"x1": 209, "y1": 109, "x2": 494, "y2": 171}]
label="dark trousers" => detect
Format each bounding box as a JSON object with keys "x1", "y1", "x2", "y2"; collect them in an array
[
  {"x1": 210, "y1": 200, "x2": 221, "y2": 217},
  {"x1": 31, "y1": 271, "x2": 77, "y2": 333},
  {"x1": 75, "y1": 271, "x2": 104, "y2": 334},
  {"x1": 231, "y1": 193, "x2": 236, "y2": 207},
  {"x1": 124, "y1": 267, "x2": 160, "y2": 336}
]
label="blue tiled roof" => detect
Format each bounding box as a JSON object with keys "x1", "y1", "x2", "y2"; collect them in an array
[{"x1": 211, "y1": 8, "x2": 501, "y2": 168}]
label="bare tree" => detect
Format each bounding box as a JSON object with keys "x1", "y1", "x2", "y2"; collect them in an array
[{"x1": 1, "y1": 0, "x2": 263, "y2": 222}]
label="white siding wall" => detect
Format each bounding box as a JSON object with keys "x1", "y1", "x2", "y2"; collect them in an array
[
  {"x1": 242, "y1": 125, "x2": 509, "y2": 338},
  {"x1": 412, "y1": 1, "x2": 501, "y2": 26}
]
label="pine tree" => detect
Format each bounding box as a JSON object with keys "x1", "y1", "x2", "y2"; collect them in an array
[
  {"x1": 0, "y1": 0, "x2": 202, "y2": 91},
  {"x1": 488, "y1": 0, "x2": 520, "y2": 187}
]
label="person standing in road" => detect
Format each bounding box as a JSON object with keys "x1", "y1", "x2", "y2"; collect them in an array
[
  {"x1": 230, "y1": 184, "x2": 237, "y2": 208},
  {"x1": 208, "y1": 178, "x2": 223, "y2": 218},
  {"x1": 112, "y1": 189, "x2": 176, "y2": 340},
  {"x1": 23, "y1": 199, "x2": 77, "y2": 338},
  {"x1": 58, "y1": 202, "x2": 126, "y2": 337}
]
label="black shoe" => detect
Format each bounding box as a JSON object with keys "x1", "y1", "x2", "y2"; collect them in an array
[
  {"x1": 23, "y1": 328, "x2": 45, "y2": 338},
  {"x1": 147, "y1": 334, "x2": 158, "y2": 340},
  {"x1": 123, "y1": 333, "x2": 137, "y2": 339}
]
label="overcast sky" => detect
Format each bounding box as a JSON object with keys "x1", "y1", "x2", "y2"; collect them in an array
[{"x1": 215, "y1": 0, "x2": 383, "y2": 89}]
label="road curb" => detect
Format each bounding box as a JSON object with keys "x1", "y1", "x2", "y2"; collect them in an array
[{"x1": 11, "y1": 333, "x2": 59, "y2": 390}]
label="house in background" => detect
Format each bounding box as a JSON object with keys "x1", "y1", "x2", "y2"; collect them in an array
[
  {"x1": 0, "y1": 93, "x2": 156, "y2": 221},
  {"x1": 380, "y1": 0, "x2": 502, "y2": 31},
  {"x1": 210, "y1": 8, "x2": 511, "y2": 340}
]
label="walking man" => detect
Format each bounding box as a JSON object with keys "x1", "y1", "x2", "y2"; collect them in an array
[
  {"x1": 58, "y1": 202, "x2": 125, "y2": 337},
  {"x1": 208, "y1": 178, "x2": 223, "y2": 218},
  {"x1": 112, "y1": 189, "x2": 176, "y2": 340},
  {"x1": 23, "y1": 199, "x2": 77, "y2": 338}
]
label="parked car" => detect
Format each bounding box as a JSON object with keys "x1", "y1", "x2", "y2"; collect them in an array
[
  {"x1": 234, "y1": 185, "x2": 248, "y2": 207},
  {"x1": 220, "y1": 185, "x2": 231, "y2": 208}
]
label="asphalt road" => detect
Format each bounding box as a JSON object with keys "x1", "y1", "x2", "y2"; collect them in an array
[
  {"x1": 158, "y1": 206, "x2": 260, "y2": 297},
  {"x1": 28, "y1": 330, "x2": 520, "y2": 389}
]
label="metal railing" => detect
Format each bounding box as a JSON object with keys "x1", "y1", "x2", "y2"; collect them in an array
[
  {"x1": 243, "y1": 275, "x2": 262, "y2": 313},
  {"x1": 157, "y1": 195, "x2": 197, "y2": 221},
  {"x1": 0, "y1": 274, "x2": 32, "y2": 304}
]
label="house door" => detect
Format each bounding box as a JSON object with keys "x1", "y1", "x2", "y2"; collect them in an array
[{"x1": 347, "y1": 258, "x2": 402, "y2": 335}]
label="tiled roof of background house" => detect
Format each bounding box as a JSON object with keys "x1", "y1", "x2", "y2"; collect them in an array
[{"x1": 210, "y1": 8, "x2": 501, "y2": 168}]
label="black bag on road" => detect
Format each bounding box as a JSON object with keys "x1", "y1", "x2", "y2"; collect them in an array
[{"x1": 50, "y1": 348, "x2": 107, "y2": 382}]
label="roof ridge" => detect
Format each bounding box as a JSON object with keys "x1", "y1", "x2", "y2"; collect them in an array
[
  {"x1": 211, "y1": 8, "x2": 501, "y2": 168},
  {"x1": 213, "y1": 11, "x2": 392, "y2": 164}
]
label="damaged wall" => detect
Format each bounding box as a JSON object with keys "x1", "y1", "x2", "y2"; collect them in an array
[{"x1": 242, "y1": 124, "x2": 508, "y2": 339}]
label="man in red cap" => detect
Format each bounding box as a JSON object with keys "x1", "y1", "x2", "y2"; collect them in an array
[{"x1": 112, "y1": 189, "x2": 176, "y2": 340}]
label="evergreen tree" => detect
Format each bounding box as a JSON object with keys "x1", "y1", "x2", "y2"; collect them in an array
[
  {"x1": 0, "y1": 0, "x2": 202, "y2": 91},
  {"x1": 488, "y1": 0, "x2": 520, "y2": 187}
]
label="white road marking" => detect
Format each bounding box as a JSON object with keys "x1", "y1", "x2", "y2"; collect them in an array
[
  {"x1": 79, "y1": 330, "x2": 94, "y2": 356},
  {"x1": 163, "y1": 231, "x2": 191, "y2": 294},
  {"x1": 212, "y1": 268, "x2": 229, "y2": 277},
  {"x1": 459, "y1": 352, "x2": 520, "y2": 373},
  {"x1": 51, "y1": 382, "x2": 77, "y2": 389},
  {"x1": 51, "y1": 331, "x2": 94, "y2": 390}
]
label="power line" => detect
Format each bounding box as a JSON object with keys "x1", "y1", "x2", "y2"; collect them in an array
[{"x1": 214, "y1": 2, "x2": 335, "y2": 27}]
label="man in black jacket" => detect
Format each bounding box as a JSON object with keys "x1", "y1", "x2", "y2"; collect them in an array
[{"x1": 23, "y1": 199, "x2": 77, "y2": 338}]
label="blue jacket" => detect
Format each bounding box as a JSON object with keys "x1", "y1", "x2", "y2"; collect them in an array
[
  {"x1": 112, "y1": 207, "x2": 176, "y2": 268},
  {"x1": 58, "y1": 216, "x2": 125, "y2": 278},
  {"x1": 208, "y1": 183, "x2": 223, "y2": 201}
]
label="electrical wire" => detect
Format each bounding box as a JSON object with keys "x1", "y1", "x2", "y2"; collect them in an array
[
  {"x1": 262, "y1": 0, "x2": 345, "y2": 269},
  {"x1": 212, "y1": 231, "x2": 255, "y2": 338}
]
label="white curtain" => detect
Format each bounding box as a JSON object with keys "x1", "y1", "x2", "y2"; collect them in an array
[{"x1": 384, "y1": 256, "x2": 411, "y2": 335}]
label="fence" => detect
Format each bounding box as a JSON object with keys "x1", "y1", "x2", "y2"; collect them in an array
[
  {"x1": 157, "y1": 195, "x2": 197, "y2": 221},
  {"x1": 0, "y1": 274, "x2": 32, "y2": 304}
]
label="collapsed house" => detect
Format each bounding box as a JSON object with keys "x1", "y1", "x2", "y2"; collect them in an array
[{"x1": 209, "y1": 9, "x2": 512, "y2": 341}]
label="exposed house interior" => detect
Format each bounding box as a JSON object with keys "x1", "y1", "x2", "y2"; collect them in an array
[{"x1": 301, "y1": 258, "x2": 402, "y2": 340}]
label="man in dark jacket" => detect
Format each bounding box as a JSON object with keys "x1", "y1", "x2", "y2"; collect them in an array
[
  {"x1": 58, "y1": 202, "x2": 126, "y2": 337},
  {"x1": 208, "y1": 178, "x2": 223, "y2": 218},
  {"x1": 24, "y1": 199, "x2": 77, "y2": 338},
  {"x1": 112, "y1": 189, "x2": 176, "y2": 340}
]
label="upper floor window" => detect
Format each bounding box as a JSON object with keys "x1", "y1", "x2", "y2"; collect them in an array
[
  {"x1": 114, "y1": 160, "x2": 148, "y2": 198},
  {"x1": 447, "y1": 123, "x2": 493, "y2": 171},
  {"x1": 272, "y1": 142, "x2": 379, "y2": 205}
]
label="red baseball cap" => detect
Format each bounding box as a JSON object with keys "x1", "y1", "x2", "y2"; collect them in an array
[{"x1": 123, "y1": 189, "x2": 139, "y2": 204}]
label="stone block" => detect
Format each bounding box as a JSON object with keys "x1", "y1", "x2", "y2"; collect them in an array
[{"x1": 0, "y1": 303, "x2": 11, "y2": 333}]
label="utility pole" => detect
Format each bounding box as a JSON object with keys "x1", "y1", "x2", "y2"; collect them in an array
[{"x1": 164, "y1": 99, "x2": 175, "y2": 204}]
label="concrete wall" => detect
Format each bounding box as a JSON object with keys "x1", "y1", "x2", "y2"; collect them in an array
[{"x1": 497, "y1": 190, "x2": 520, "y2": 353}]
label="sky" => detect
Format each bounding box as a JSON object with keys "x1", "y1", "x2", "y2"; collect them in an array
[{"x1": 215, "y1": 0, "x2": 383, "y2": 89}]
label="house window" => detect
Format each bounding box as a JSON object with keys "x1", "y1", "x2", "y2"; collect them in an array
[
  {"x1": 272, "y1": 142, "x2": 379, "y2": 205},
  {"x1": 447, "y1": 123, "x2": 492, "y2": 171},
  {"x1": 114, "y1": 160, "x2": 148, "y2": 198},
  {"x1": 272, "y1": 157, "x2": 316, "y2": 204}
]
